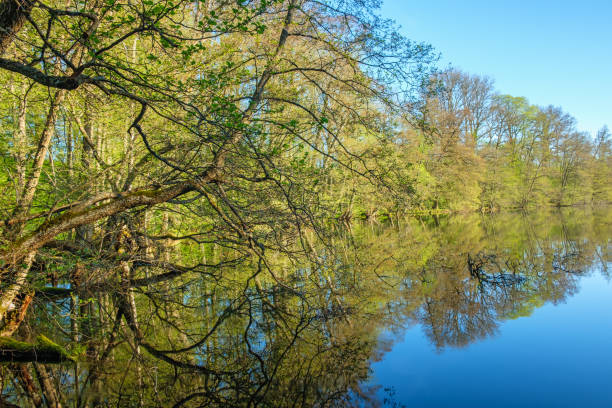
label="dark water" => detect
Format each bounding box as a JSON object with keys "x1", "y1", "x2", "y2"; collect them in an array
[{"x1": 1, "y1": 209, "x2": 610, "y2": 407}]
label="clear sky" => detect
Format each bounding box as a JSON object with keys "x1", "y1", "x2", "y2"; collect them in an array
[{"x1": 379, "y1": 0, "x2": 611, "y2": 136}]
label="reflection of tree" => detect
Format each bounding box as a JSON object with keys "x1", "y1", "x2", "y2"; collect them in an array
[
  {"x1": 0, "y1": 209, "x2": 610, "y2": 406},
  {"x1": 411, "y1": 210, "x2": 603, "y2": 350}
]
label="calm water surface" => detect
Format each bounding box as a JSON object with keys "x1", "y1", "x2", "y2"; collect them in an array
[
  {"x1": 366, "y1": 211, "x2": 612, "y2": 408},
  {"x1": 371, "y1": 272, "x2": 612, "y2": 407},
  {"x1": 2, "y1": 209, "x2": 610, "y2": 407}
]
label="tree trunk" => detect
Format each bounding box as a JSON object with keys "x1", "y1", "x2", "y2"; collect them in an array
[
  {"x1": 33, "y1": 363, "x2": 62, "y2": 408},
  {"x1": 13, "y1": 90, "x2": 65, "y2": 221}
]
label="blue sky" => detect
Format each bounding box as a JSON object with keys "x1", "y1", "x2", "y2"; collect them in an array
[{"x1": 379, "y1": 0, "x2": 611, "y2": 136}]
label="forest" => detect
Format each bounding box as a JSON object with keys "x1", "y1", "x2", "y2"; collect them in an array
[{"x1": 0, "y1": 0, "x2": 610, "y2": 406}]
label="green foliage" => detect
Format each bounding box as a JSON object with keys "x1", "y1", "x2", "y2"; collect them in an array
[{"x1": 0, "y1": 1, "x2": 609, "y2": 405}]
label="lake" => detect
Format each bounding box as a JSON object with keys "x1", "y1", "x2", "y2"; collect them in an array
[
  {"x1": 365, "y1": 209, "x2": 612, "y2": 408},
  {"x1": 370, "y1": 258, "x2": 612, "y2": 408},
  {"x1": 2, "y1": 208, "x2": 610, "y2": 407}
]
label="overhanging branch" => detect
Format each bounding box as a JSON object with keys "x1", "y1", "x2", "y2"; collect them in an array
[{"x1": 0, "y1": 58, "x2": 98, "y2": 89}]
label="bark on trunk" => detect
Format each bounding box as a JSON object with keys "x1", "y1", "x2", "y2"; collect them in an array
[
  {"x1": 0, "y1": 252, "x2": 35, "y2": 323},
  {"x1": 0, "y1": 292, "x2": 33, "y2": 337},
  {"x1": 13, "y1": 84, "x2": 28, "y2": 200},
  {"x1": 13, "y1": 90, "x2": 65, "y2": 220},
  {"x1": 14, "y1": 364, "x2": 43, "y2": 407},
  {"x1": 33, "y1": 363, "x2": 62, "y2": 408}
]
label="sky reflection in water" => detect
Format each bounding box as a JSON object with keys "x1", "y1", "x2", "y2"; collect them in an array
[{"x1": 370, "y1": 234, "x2": 612, "y2": 407}]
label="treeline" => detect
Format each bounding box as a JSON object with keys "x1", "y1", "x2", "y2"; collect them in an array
[{"x1": 329, "y1": 70, "x2": 612, "y2": 218}]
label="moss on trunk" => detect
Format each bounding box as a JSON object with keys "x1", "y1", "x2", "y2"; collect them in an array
[{"x1": 0, "y1": 335, "x2": 73, "y2": 364}]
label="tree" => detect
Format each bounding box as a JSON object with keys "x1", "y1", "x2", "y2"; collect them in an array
[
  {"x1": 591, "y1": 126, "x2": 612, "y2": 203},
  {"x1": 0, "y1": 0, "x2": 435, "y2": 379}
]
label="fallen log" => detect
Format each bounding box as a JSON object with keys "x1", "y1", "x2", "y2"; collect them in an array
[{"x1": 0, "y1": 335, "x2": 73, "y2": 364}]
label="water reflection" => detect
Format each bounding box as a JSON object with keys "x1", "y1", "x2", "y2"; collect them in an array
[{"x1": 1, "y1": 208, "x2": 610, "y2": 407}]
